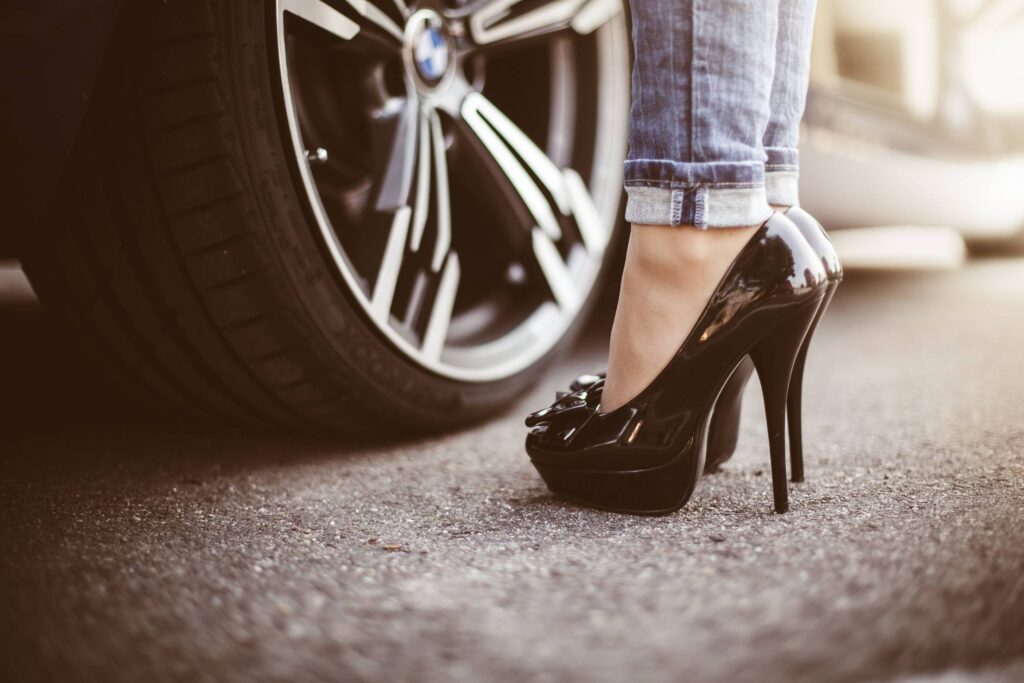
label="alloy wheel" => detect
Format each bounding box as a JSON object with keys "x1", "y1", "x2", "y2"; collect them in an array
[{"x1": 274, "y1": 0, "x2": 629, "y2": 381}]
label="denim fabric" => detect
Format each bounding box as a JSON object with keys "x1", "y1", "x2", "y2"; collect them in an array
[
  {"x1": 624, "y1": 0, "x2": 816, "y2": 227},
  {"x1": 765, "y1": 0, "x2": 817, "y2": 207}
]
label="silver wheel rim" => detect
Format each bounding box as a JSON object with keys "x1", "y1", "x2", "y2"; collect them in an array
[{"x1": 274, "y1": 0, "x2": 628, "y2": 382}]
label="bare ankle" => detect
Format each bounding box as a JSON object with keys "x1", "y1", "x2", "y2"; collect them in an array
[{"x1": 628, "y1": 223, "x2": 760, "y2": 277}]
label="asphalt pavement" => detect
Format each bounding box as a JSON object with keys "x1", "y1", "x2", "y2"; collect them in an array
[{"x1": 2, "y1": 258, "x2": 1024, "y2": 683}]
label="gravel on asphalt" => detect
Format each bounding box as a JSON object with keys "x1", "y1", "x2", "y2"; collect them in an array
[{"x1": 2, "y1": 259, "x2": 1023, "y2": 682}]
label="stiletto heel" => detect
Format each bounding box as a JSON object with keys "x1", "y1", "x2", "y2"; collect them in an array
[
  {"x1": 749, "y1": 301, "x2": 821, "y2": 513},
  {"x1": 787, "y1": 342, "x2": 808, "y2": 483},
  {"x1": 786, "y1": 278, "x2": 839, "y2": 482},
  {"x1": 524, "y1": 213, "x2": 829, "y2": 514},
  {"x1": 783, "y1": 208, "x2": 843, "y2": 482}
]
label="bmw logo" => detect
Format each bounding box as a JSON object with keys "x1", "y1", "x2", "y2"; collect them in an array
[{"x1": 413, "y1": 20, "x2": 449, "y2": 85}]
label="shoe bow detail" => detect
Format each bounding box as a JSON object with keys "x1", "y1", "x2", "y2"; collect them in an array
[{"x1": 524, "y1": 380, "x2": 604, "y2": 429}]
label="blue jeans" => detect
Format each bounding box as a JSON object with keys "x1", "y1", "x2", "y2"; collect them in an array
[{"x1": 624, "y1": 0, "x2": 816, "y2": 228}]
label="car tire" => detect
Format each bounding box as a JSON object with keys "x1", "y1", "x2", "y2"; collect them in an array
[{"x1": 21, "y1": 0, "x2": 630, "y2": 434}]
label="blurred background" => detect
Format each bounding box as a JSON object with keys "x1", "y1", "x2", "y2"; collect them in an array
[{"x1": 802, "y1": 0, "x2": 1024, "y2": 267}]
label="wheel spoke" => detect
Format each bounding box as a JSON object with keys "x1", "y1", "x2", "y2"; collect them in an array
[
  {"x1": 467, "y1": 0, "x2": 622, "y2": 48},
  {"x1": 374, "y1": 98, "x2": 420, "y2": 213},
  {"x1": 341, "y1": 0, "x2": 405, "y2": 42},
  {"x1": 531, "y1": 228, "x2": 579, "y2": 311},
  {"x1": 409, "y1": 109, "x2": 432, "y2": 252},
  {"x1": 369, "y1": 102, "x2": 459, "y2": 325},
  {"x1": 371, "y1": 206, "x2": 413, "y2": 321},
  {"x1": 422, "y1": 253, "x2": 461, "y2": 360},
  {"x1": 396, "y1": 106, "x2": 452, "y2": 273},
  {"x1": 367, "y1": 99, "x2": 421, "y2": 326},
  {"x1": 282, "y1": 0, "x2": 360, "y2": 41},
  {"x1": 457, "y1": 92, "x2": 609, "y2": 309},
  {"x1": 563, "y1": 168, "x2": 606, "y2": 256},
  {"x1": 459, "y1": 92, "x2": 564, "y2": 241},
  {"x1": 428, "y1": 110, "x2": 452, "y2": 272},
  {"x1": 281, "y1": 0, "x2": 404, "y2": 47},
  {"x1": 390, "y1": 0, "x2": 410, "y2": 18},
  {"x1": 570, "y1": 0, "x2": 624, "y2": 35},
  {"x1": 457, "y1": 90, "x2": 610, "y2": 255}
]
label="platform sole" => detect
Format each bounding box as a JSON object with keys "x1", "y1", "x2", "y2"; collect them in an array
[{"x1": 529, "y1": 409, "x2": 711, "y2": 515}]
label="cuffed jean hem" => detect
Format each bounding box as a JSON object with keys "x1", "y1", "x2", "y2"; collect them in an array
[
  {"x1": 764, "y1": 146, "x2": 800, "y2": 207},
  {"x1": 765, "y1": 171, "x2": 800, "y2": 207},
  {"x1": 624, "y1": 185, "x2": 772, "y2": 228},
  {"x1": 622, "y1": 159, "x2": 772, "y2": 228}
]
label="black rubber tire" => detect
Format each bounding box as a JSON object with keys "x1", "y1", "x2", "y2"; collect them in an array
[{"x1": 21, "y1": 0, "x2": 621, "y2": 435}]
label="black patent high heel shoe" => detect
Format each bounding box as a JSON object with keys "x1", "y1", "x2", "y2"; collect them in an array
[
  {"x1": 525, "y1": 214, "x2": 828, "y2": 514},
  {"x1": 559, "y1": 207, "x2": 841, "y2": 481}
]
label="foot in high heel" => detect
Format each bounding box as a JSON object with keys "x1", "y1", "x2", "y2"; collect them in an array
[
  {"x1": 525, "y1": 213, "x2": 828, "y2": 514},
  {"x1": 553, "y1": 206, "x2": 841, "y2": 481}
]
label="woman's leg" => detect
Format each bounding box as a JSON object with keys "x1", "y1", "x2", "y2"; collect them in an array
[
  {"x1": 764, "y1": 0, "x2": 817, "y2": 211},
  {"x1": 601, "y1": 0, "x2": 781, "y2": 412}
]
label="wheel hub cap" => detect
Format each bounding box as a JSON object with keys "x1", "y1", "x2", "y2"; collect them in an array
[{"x1": 406, "y1": 10, "x2": 451, "y2": 91}]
